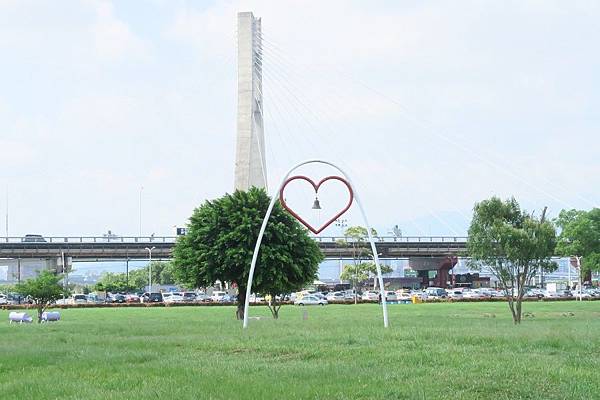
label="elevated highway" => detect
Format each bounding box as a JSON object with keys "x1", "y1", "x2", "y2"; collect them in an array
[{"x1": 0, "y1": 236, "x2": 467, "y2": 260}]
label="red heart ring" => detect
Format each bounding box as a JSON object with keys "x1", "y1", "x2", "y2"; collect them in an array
[{"x1": 279, "y1": 175, "x2": 354, "y2": 234}]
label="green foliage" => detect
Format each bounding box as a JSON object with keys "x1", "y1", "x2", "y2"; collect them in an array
[
  {"x1": 555, "y1": 208, "x2": 600, "y2": 277},
  {"x1": 94, "y1": 262, "x2": 177, "y2": 293},
  {"x1": 340, "y1": 262, "x2": 392, "y2": 288},
  {"x1": 14, "y1": 270, "x2": 69, "y2": 323},
  {"x1": 336, "y1": 226, "x2": 379, "y2": 260},
  {"x1": 467, "y1": 197, "x2": 556, "y2": 324},
  {"x1": 129, "y1": 261, "x2": 176, "y2": 289},
  {"x1": 344, "y1": 226, "x2": 378, "y2": 240},
  {"x1": 95, "y1": 272, "x2": 134, "y2": 293},
  {"x1": 172, "y1": 188, "x2": 324, "y2": 319}
]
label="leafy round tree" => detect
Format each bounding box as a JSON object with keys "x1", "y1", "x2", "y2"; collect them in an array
[
  {"x1": 555, "y1": 208, "x2": 600, "y2": 285},
  {"x1": 172, "y1": 188, "x2": 324, "y2": 319}
]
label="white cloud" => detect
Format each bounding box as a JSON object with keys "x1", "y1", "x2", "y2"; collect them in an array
[{"x1": 89, "y1": 0, "x2": 150, "y2": 62}]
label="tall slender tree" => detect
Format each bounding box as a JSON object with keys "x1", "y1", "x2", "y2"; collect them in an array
[{"x1": 467, "y1": 197, "x2": 556, "y2": 324}]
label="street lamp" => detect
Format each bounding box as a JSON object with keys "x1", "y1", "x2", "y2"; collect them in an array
[{"x1": 145, "y1": 246, "x2": 155, "y2": 291}]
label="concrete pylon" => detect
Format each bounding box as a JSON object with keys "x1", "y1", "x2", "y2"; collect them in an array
[{"x1": 234, "y1": 12, "x2": 267, "y2": 191}]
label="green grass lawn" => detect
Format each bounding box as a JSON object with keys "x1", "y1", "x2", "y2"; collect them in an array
[{"x1": 1, "y1": 302, "x2": 599, "y2": 399}]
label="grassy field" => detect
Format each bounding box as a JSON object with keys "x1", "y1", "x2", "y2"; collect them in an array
[{"x1": 1, "y1": 302, "x2": 599, "y2": 400}]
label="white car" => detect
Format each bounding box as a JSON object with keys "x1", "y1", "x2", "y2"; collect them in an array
[
  {"x1": 326, "y1": 292, "x2": 346, "y2": 301},
  {"x1": 163, "y1": 293, "x2": 184, "y2": 303},
  {"x1": 344, "y1": 292, "x2": 359, "y2": 301},
  {"x1": 462, "y1": 289, "x2": 481, "y2": 299},
  {"x1": 362, "y1": 291, "x2": 379, "y2": 301},
  {"x1": 573, "y1": 290, "x2": 592, "y2": 299},
  {"x1": 294, "y1": 295, "x2": 327, "y2": 306},
  {"x1": 249, "y1": 294, "x2": 265, "y2": 303},
  {"x1": 395, "y1": 290, "x2": 412, "y2": 301},
  {"x1": 210, "y1": 291, "x2": 227, "y2": 302},
  {"x1": 447, "y1": 290, "x2": 464, "y2": 300},
  {"x1": 0, "y1": 294, "x2": 7, "y2": 305},
  {"x1": 384, "y1": 291, "x2": 397, "y2": 301}
]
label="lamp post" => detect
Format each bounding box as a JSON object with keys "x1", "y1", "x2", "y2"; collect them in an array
[
  {"x1": 145, "y1": 246, "x2": 155, "y2": 291},
  {"x1": 371, "y1": 252, "x2": 383, "y2": 289},
  {"x1": 139, "y1": 186, "x2": 144, "y2": 237}
]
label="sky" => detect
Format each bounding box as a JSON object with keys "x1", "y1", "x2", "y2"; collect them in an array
[{"x1": 0, "y1": 0, "x2": 598, "y2": 238}]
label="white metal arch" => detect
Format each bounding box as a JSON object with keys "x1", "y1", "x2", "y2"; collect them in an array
[{"x1": 243, "y1": 159, "x2": 389, "y2": 328}]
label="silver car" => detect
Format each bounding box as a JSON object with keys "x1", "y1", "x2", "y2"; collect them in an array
[{"x1": 294, "y1": 295, "x2": 328, "y2": 306}]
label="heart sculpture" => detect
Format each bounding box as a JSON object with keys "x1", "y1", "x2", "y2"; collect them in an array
[{"x1": 279, "y1": 175, "x2": 354, "y2": 234}]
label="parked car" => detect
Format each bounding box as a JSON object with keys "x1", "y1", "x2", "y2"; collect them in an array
[
  {"x1": 542, "y1": 290, "x2": 560, "y2": 299},
  {"x1": 195, "y1": 292, "x2": 209, "y2": 302},
  {"x1": 395, "y1": 290, "x2": 412, "y2": 301},
  {"x1": 424, "y1": 287, "x2": 448, "y2": 299},
  {"x1": 447, "y1": 290, "x2": 464, "y2": 300},
  {"x1": 344, "y1": 292, "x2": 359, "y2": 301},
  {"x1": 125, "y1": 294, "x2": 140, "y2": 303},
  {"x1": 294, "y1": 295, "x2": 327, "y2": 306},
  {"x1": 219, "y1": 294, "x2": 236, "y2": 303},
  {"x1": 313, "y1": 292, "x2": 327, "y2": 300},
  {"x1": 525, "y1": 289, "x2": 545, "y2": 299},
  {"x1": 478, "y1": 289, "x2": 495, "y2": 298},
  {"x1": 461, "y1": 289, "x2": 481, "y2": 299},
  {"x1": 556, "y1": 289, "x2": 572, "y2": 298},
  {"x1": 110, "y1": 294, "x2": 126, "y2": 303},
  {"x1": 0, "y1": 293, "x2": 7, "y2": 305},
  {"x1": 140, "y1": 292, "x2": 163, "y2": 303},
  {"x1": 585, "y1": 288, "x2": 600, "y2": 298},
  {"x1": 326, "y1": 292, "x2": 346, "y2": 301},
  {"x1": 163, "y1": 292, "x2": 184, "y2": 303},
  {"x1": 87, "y1": 293, "x2": 105, "y2": 304},
  {"x1": 210, "y1": 291, "x2": 227, "y2": 302},
  {"x1": 384, "y1": 291, "x2": 397, "y2": 301},
  {"x1": 182, "y1": 292, "x2": 197, "y2": 302},
  {"x1": 7, "y1": 293, "x2": 30, "y2": 305},
  {"x1": 249, "y1": 294, "x2": 265, "y2": 303},
  {"x1": 573, "y1": 290, "x2": 592, "y2": 299},
  {"x1": 362, "y1": 291, "x2": 379, "y2": 301},
  {"x1": 71, "y1": 294, "x2": 88, "y2": 304}
]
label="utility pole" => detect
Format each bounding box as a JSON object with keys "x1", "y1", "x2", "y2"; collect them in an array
[
  {"x1": 62, "y1": 251, "x2": 66, "y2": 302},
  {"x1": 145, "y1": 247, "x2": 155, "y2": 292},
  {"x1": 5, "y1": 187, "x2": 8, "y2": 238},
  {"x1": 139, "y1": 186, "x2": 143, "y2": 237}
]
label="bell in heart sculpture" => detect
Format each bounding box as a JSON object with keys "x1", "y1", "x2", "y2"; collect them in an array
[{"x1": 279, "y1": 175, "x2": 354, "y2": 234}]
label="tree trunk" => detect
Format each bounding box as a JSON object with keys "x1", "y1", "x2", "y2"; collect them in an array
[
  {"x1": 267, "y1": 295, "x2": 280, "y2": 319},
  {"x1": 515, "y1": 296, "x2": 523, "y2": 324},
  {"x1": 507, "y1": 296, "x2": 518, "y2": 324},
  {"x1": 236, "y1": 289, "x2": 245, "y2": 320},
  {"x1": 37, "y1": 304, "x2": 43, "y2": 324}
]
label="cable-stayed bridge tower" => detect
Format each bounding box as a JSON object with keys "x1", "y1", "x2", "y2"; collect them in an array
[{"x1": 234, "y1": 12, "x2": 267, "y2": 191}]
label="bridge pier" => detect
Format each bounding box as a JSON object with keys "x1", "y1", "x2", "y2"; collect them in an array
[{"x1": 411, "y1": 256, "x2": 458, "y2": 288}]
